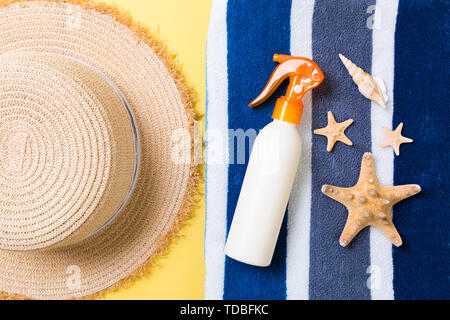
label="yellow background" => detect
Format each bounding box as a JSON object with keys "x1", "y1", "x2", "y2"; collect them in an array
[{"x1": 102, "y1": 0, "x2": 211, "y2": 300}]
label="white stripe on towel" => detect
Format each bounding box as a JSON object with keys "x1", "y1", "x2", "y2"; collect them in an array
[
  {"x1": 204, "y1": 0, "x2": 229, "y2": 300},
  {"x1": 369, "y1": 0, "x2": 399, "y2": 301},
  {"x1": 286, "y1": 0, "x2": 316, "y2": 300}
]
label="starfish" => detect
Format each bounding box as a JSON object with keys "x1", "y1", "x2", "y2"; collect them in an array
[
  {"x1": 314, "y1": 111, "x2": 353, "y2": 152},
  {"x1": 380, "y1": 122, "x2": 413, "y2": 156},
  {"x1": 321, "y1": 152, "x2": 421, "y2": 247}
]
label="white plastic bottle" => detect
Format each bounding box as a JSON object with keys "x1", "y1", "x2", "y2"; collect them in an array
[
  {"x1": 224, "y1": 54, "x2": 324, "y2": 267},
  {"x1": 225, "y1": 119, "x2": 302, "y2": 266}
]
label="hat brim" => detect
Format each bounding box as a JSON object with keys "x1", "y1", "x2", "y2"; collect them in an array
[{"x1": 0, "y1": 0, "x2": 200, "y2": 300}]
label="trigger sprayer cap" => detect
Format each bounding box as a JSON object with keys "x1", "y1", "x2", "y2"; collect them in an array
[
  {"x1": 272, "y1": 96, "x2": 304, "y2": 125},
  {"x1": 249, "y1": 54, "x2": 325, "y2": 125}
]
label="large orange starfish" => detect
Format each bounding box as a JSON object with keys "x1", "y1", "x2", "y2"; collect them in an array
[{"x1": 322, "y1": 152, "x2": 421, "y2": 247}]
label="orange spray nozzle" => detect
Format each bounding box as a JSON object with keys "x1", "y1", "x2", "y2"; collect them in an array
[{"x1": 249, "y1": 54, "x2": 324, "y2": 125}]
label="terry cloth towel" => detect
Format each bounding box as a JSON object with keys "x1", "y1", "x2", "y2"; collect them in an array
[{"x1": 205, "y1": 0, "x2": 449, "y2": 300}]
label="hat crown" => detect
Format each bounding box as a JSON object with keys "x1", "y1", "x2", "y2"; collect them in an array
[{"x1": 0, "y1": 53, "x2": 137, "y2": 251}]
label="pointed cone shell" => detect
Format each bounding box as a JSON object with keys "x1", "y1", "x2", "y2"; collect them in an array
[{"x1": 339, "y1": 54, "x2": 388, "y2": 108}]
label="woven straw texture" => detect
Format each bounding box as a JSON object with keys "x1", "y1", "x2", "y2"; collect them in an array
[
  {"x1": 0, "y1": 0, "x2": 197, "y2": 300},
  {"x1": 0, "y1": 53, "x2": 136, "y2": 251}
]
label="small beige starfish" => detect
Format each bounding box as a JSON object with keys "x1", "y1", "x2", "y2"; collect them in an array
[
  {"x1": 314, "y1": 111, "x2": 353, "y2": 152},
  {"x1": 380, "y1": 123, "x2": 413, "y2": 156},
  {"x1": 322, "y1": 152, "x2": 421, "y2": 247}
]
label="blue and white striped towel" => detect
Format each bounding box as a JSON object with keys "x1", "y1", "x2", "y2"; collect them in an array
[{"x1": 205, "y1": 0, "x2": 449, "y2": 300}]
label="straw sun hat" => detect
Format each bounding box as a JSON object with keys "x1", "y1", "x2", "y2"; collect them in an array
[{"x1": 0, "y1": 0, "x2": 199, "y2": 299}]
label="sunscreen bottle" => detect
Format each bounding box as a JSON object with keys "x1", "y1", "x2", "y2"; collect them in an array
[{"x1": 225, "y1": 54, "x2": 325, "y2": 267}]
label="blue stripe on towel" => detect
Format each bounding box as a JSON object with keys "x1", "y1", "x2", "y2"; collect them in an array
[
  {"x1": 392, "y1": 0, "x2": 450, "y2": 300},
  {"x1": 309, "y1": 0, "x2": 375, "y2": 299},
  {"x1": 224, "y1": 0, "x2": 292, "y2": 300}
]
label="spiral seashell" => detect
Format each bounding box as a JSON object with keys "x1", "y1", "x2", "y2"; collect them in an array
[{"x1": 339, "y1": 54, "x2": 388, "y2": 108}]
